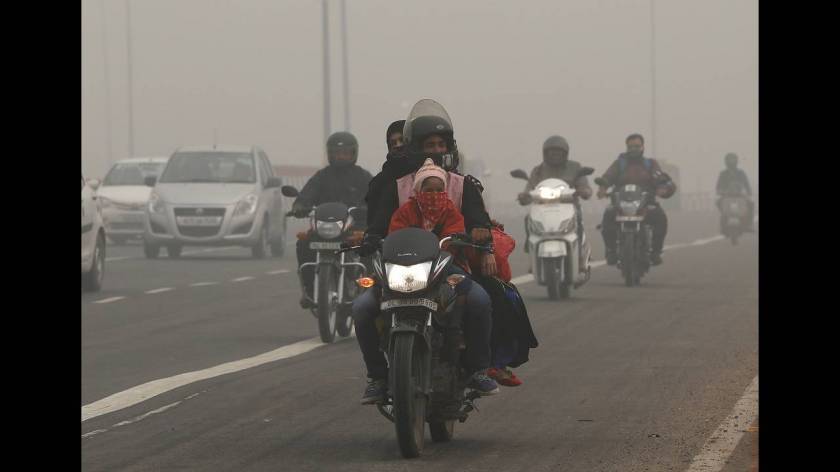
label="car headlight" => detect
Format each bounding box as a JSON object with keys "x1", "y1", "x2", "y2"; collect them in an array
[
  {"x1": 233, "y1": 193, "x2": 259, "y2": 217},
  {"x1": 619, "y1": 200, "x2": 641, "y2": 216},
  {"x1": 148, "y1": 191, "x2": 166, "y2": 213},
  {"x1": 316, "y1": 220, "x2": 344, "y2": 239},
  {"x1": 385, "y1": 262, "x2": 432, "y2": 293}
]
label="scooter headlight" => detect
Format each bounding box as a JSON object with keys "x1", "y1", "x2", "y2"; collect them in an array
[
  {"x1": 385, "y1": 262, "x2": 432, "y2": 293},
  {"x1": 619, "y1": 200, "x2": 642, "y2": 216},
  {"x1": 316, "y1": 220, "x2": 344, "y2": 239}
]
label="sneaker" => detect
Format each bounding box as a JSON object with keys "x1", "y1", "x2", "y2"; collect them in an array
[
  {"x1": 650, "y1": 253, "x2": 663, "y2": 266},
  {"x1": 501, "y1": 367, "x2": 524, "y2": 387},
  {"x1": 361, "y1": 378, "x2": 387, "y2": 405},
  {"x1": 467, "y1": 371, "x2": 500, "y2": 396}
]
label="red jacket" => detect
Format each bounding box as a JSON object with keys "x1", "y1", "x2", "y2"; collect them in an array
[{"x1": 389, "y1": 197, "x2": 465, "y2": 238}]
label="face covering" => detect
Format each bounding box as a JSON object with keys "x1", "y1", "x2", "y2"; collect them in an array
[
  {"x1": 626, "y1": 150, "x2": 643, "y2": 159},
  {"x1": 416, "y1": 191, "x2": 450, "y2": 231}
]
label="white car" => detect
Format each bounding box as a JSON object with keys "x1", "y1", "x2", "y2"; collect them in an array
[
  {"x1": 143, "y1": 145, "x2": 287, "y2": 259},
  {"x1": 90, "y1": 157, "x2": 169, "y2": 244},
  {"x1": 82, "y1": 174, "x2": 106, "y2": 291}
]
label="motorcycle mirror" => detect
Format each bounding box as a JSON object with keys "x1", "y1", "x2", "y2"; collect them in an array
[
  {"x1": 510, "y1": 169, "x2": 529, "y2": 180},
  {"x1": 577, "y1": 167, "x2": 595, "y2": 178},
  {"x1": 281, "y1": 185, "x2": 299, "y2": 197}
]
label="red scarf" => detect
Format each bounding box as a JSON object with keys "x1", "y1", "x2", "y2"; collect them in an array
[{"x1": 415, "y1": 192, "x2": 451, "y2": 232}]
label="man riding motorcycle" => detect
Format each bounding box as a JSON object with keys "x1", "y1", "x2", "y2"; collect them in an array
[
  {"x1": 596, "y1": 133, "x2": 676, "y2": 266},
  {"x1": 518, "y1": 135, "x2": 593, "y2": 252},
  {"x1": 353, "y1": 100, "x2": 498, "y2": 404},
  {"x1": 292, "y1": 131, "x2": 373, "y2": 308},
  {"x1": 716, "y1": 152, "x2": 754, "y2": 231}
]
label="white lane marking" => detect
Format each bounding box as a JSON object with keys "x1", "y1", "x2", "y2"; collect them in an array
[
  {"x1": 105, "y1": 246, "x2": 239, "y2": 263},
  {"x1": 266, "y1": 269, "x2": 290, "y2": 275},
  {"x1": 81, "y1": 336, "x2": 335, "y2": 422},
  {"x1": 231, "y1": 276, "x2": 255, "y2": 283},
  {"x1": 81, "y1": 429, "x2": 108, "y2": 439},
  {"x1": 82, "y1": 392, "x2": 204, "y2": 439},
  {"x1": 189, "y1": 282, "x2": 219, "y2": 287},
  {"x1": 104, "y1": 256, "x2": 134, "y2": 262},
  {"x1": 510, "y1": 234, "x2": 724, "y2": 287},
  {"x1": 144, "y1": 287, "x2": 174, "y2": 294},
  {"x1": 685, "y1": 376, "x2": 759, "y2": 472},
  {"x1": 92, "y1": 296, "x2": 125, "y2": 304}
]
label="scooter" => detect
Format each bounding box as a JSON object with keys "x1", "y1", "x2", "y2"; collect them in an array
[
  {"x1": 718, "y1": 182, "x2": 751, "y2": 245},
  {"x1": 510, "y1": 167, "x2": 594, "y2": 299}
]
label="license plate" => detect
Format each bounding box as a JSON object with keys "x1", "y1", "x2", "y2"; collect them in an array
[
  {"x1": 176, "y1": 216, "x2": 222, "y2": 226},
  {"x1": 380, "y1": 298, "x2": 438, "y2": 311},
  {"x1": 310, "y1": 241, "x2": 342, "y2": 250},
  {"x1": 616, "y1": 216, "x2": 644, "y2": 222},
  {"x1": 116, "y1": 213, "x2": 144, "y2": 223}
]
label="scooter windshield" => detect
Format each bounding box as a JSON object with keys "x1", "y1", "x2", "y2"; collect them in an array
[{"x1": 402, "y1": 99, "x2": 453, "y2": 145}]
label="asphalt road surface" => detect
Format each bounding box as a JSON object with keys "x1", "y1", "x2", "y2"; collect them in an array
[{"x1": 82, "y1": 207, "x2": 758, "y2": 471}]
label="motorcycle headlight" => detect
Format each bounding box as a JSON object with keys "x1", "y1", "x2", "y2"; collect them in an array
[
  {"x1": 385, "y1": 262, "x2": 432, "y2": 293},
  {"x1": 148, "y1": 191, "x2": 166, "y2": 213},
  {"x1": 316, "y1": 220, "x2": 344, "y2": 239},
  {"x1": 619, "y1": 200, "x2": 642, "y2": 216},
  {"x1": 538, "y1": 188, "x2": 560, "y2": 200},
  {"x1": 233, "y1": 193, "x2": 259, "y2": 217}
]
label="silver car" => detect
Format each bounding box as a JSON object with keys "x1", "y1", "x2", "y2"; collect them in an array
[
  {"x1": 92, "y1": 157, "x2": 169, "y2": 244},
  {"x1": 143, "y1": 145, "x2": 286, "y2": 259}
]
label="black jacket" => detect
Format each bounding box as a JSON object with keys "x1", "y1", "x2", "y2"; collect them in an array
[
  {"x1": 364, "y1": 147, "x2": 492, "y2": 237},
  {"x1": 292, "y1": 164, "x2": 373, "y2": 212},
  {"x1": 716, "y1": 168, "x2": 751, "y2": 196}
]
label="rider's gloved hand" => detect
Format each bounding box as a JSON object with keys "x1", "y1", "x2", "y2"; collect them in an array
[
  {"x1": 293, "y1": 207, "x2": 310, "y2": 218},
  {"x1": 470, "y1": 227, "x2": 492, "y2": 243},
  {"x1": 481, "y1": 253, "x2": 498, "y2": 277},
  {"x1": 358, "y1": 234, "x2": 381, "y2": 257}
]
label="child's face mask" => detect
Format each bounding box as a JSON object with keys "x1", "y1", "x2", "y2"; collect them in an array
[{"x1": 416, "y1": 191, "x2": 449, "y2": 229}]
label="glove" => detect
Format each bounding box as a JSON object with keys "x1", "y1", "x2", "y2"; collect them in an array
[
  {"x1": 293, "y1": 207, "x2": 310, "y2": 218},
  {"x1": 358, "y1": 234, "x2": 382, "y2": 257},
  {"x1": 470, "y1": 227, "x2": 491, "y2": 244}
]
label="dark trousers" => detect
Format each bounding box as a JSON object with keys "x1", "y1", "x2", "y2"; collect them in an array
[
  {"x1": 296, "y1": 239, "x2": 316, "y2": 297},
  {"x1": 351, "y1": 266, "x2": 492, "y2": 380},
  {"x1": 601, "y1": 205, "x2": 668, "y2": 255}
]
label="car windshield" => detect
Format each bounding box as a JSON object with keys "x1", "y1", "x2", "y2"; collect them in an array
[
  {"x1": 103, "y1": 162, "x2": 166, "y2": 186},
  {"x1": 159, "y1": 152, "x2": 256, "y2": 184}
]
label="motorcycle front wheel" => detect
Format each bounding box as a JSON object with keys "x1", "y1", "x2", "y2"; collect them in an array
[
  {"x1": 392, "y1": 333, "x2": 428, "y2": 458},
  {"x1": 621, "y1": 233, "x2": 637, "y2": 287},
  {"x1": 316, "y1": 264, "x2": 338, "y2": 343}
]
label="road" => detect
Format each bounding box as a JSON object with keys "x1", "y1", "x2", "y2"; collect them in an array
[{"x1": 82, "y1": 208, "x2": 757, "y2": 471}]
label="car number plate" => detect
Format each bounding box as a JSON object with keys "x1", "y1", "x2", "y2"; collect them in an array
[
  {"x1": 380, "y1": 298, "x2": 438, "y2": 311},
  {"x1": 176, "y1": 216, "x2": 222, "y2": 226},
  {"x1": 310, "y1": 241, "x2": 342, "y2": 250},
  {"x1": 616, "y1": 216, "x2": 644, "y2": 222}
]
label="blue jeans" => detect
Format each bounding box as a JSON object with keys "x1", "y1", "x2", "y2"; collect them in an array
[{"x1": 351, "y1": 266, "x2": 492, "y2": 380}]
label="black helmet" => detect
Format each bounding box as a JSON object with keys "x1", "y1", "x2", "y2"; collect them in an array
[
  {"x1": 326, "y1": 131, "x2": 358, "y2": 166},
  {"x1": 403, "y1": 99, "x2": 459, "y2": 171},
  {"x1": 543, "y1": 135, "x2": 570, "y2": 166},
  {"x1": 386, "y1": 120, "x2": 406, "y2": 145},
  {"x1": 725, "y1": 152, "x2": 738, "y2": 168}
]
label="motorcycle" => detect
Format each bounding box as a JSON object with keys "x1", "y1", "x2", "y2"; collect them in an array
[
  {"x1": 594, "y1": 177, "x2": 655, "y2": 287},
  {"x1": 281, "y1": 185, "x2": 368, "y2": 343},
  {"x1": 718, "y1": 182, "x2": 751, "y2": 245},
  {"x1": 343, "y1": 228, "x2": 492, "y2": 458},
  {"x1": 510, "y1": 167, "x2": 595, "y2": 299}
]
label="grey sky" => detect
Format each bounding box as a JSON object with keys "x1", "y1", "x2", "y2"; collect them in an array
[{"x1": 82, "y1": 0, "x2": 757, "y2": 197}]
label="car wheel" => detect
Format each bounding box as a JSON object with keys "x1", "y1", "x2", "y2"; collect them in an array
[{"x1": 83, "y1": 233, "x2": 105, "y2": 292}]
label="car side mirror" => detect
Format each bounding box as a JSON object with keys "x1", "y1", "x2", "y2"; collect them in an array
[
  {"x1": 510, "y1": 169, "x2": 529, "y2": 180},
  {"x1": 144, "y1": 176, "x2": 157, "y2": 187},
  {"x1": 88, "y1": 178, "x2": 101, "y2": 190},
  {"x1": 281, "y1": 185, "x2": 299, "y2": 198},
  {"x1": 266, "y1": 177, "x2": 282, "y2": 189}
]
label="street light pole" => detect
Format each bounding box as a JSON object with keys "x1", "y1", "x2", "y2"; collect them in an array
[
  {"x1": 100, "y1": 0, "x2": 113, "y2": 165},
  {"x1": 650, "y1": 0, "x2": 656, "y2": 158},
  {"x1": 322, "y1": 0, "x2": 331, "y2": 146},
  {"x1": 340, "y1": 0, "x2": 350, "y2": 131},
  {"x1": 125, "y1": 0, "x2": 135, "y2": 157}
]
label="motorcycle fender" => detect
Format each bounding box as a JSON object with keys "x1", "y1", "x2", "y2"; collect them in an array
[{"x1": 538, "y1": 240, "x2": 566, "y2": 258}]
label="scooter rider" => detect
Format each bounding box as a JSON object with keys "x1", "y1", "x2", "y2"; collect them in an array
[
  {"x1": 716, "y1": 152, "x2": 754, "y2": 231},
  {"x1": 292, "y1": 132, "x2": 373, "y2": 308},
  {"x1": 596, "y1": 133, "x2": 676, "y2": 266},
  {"x1": 353, "y1": 100, "x2": 498, "y2": 404},
  {"x1": 518, "y1": 135, "x2": 593, "y2": 253}
]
